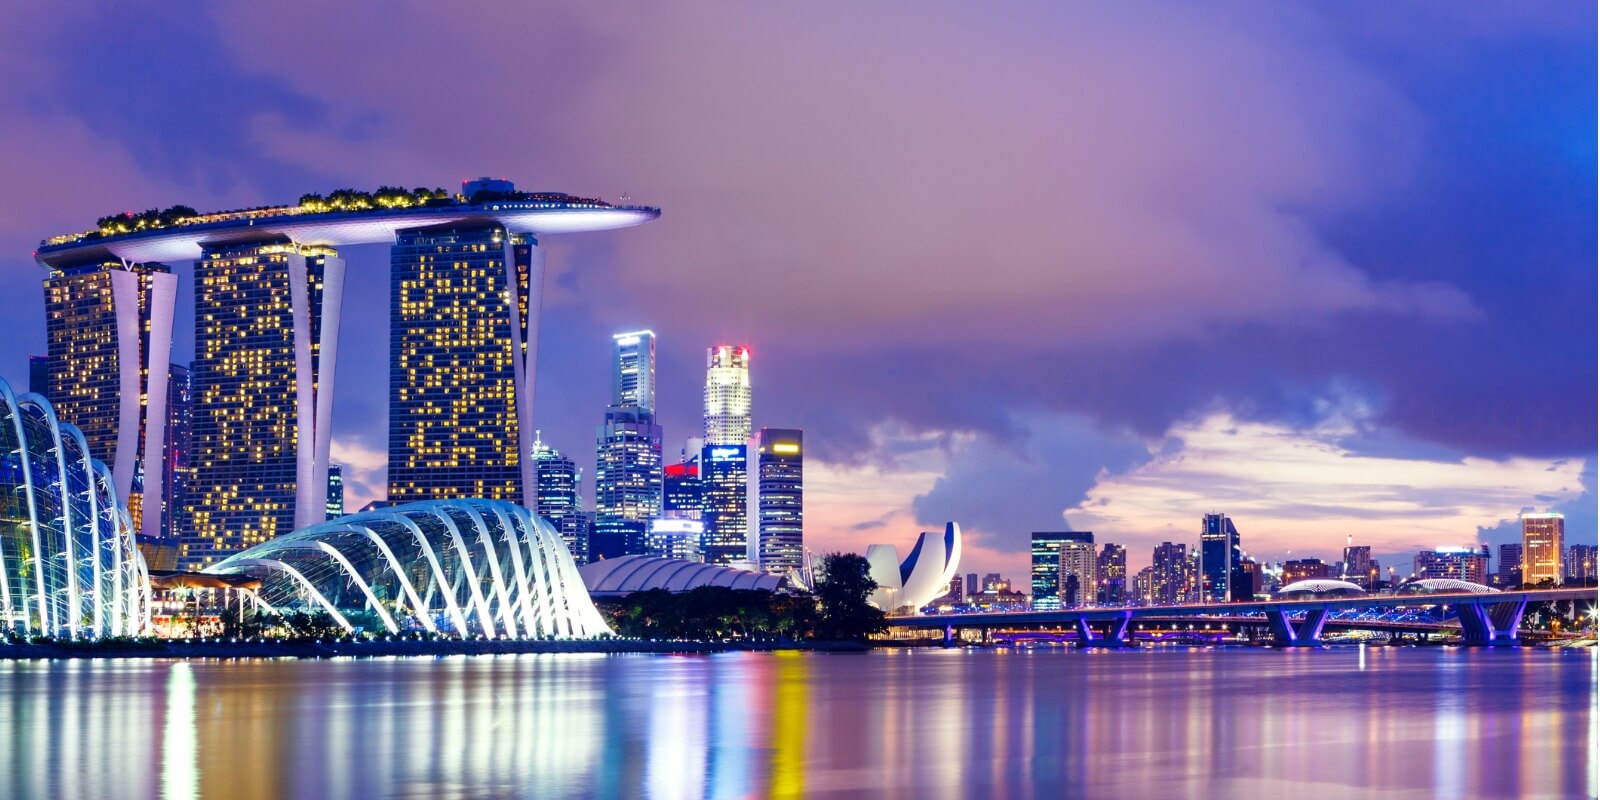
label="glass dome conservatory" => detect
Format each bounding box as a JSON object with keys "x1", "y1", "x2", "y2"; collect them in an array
[
  {"x1": 0, "y1": 379, "x2": 151, "y2": 639},
  {"x1": 205, "y1": 498, "x2": 611, "y2": 638}
]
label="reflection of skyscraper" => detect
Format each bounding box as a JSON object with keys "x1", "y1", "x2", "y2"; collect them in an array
[
  {"x1": 1030, "y1": 531, "x2": 1093, "y2": 610},
  {"x1": 185, "y1": 242, "x2": 343, "y2": 569},
  {"x1": 43, "y1": 260, "x2": 178, "y2": 540},
  {"x1": 703, "y1": 345, "x2": 751, "y2": 445},
  {"x1": 533, "y1": 431, "x2": 587, "y2": 562},
  {"x1": 388, "y1": 223, "x2": 531, "y2": 506},
  {"x1": 755, "y1": 428, "x2": 803, "y2": 575},
  {"x1": 1200, "y1": 512, "x2": 1242, "y2": 603},
  {"x1": 1521, "y1": 513, "x2": 1564, "y2": 586},
  {"x1": 594, "y1": 332, "x2": 663, "y2": 559}
]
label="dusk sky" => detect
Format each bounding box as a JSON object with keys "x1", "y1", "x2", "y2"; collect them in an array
[{"x1": 0, "y1": 3, "x2": 1592, "y2": 579}]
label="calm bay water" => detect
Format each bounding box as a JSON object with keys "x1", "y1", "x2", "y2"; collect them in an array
[{"x1": 0, "y1": 646, "x2": 1592, "y2": 799}]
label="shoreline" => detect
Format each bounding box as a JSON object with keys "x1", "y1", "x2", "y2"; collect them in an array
[{"x1": 0, "y1": 638, "x2": 872, "y2": 661}]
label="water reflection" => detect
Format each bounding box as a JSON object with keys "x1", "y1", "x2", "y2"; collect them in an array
[{"x1": 0, "y1": 648, "x2": 1591, "y2": 798}]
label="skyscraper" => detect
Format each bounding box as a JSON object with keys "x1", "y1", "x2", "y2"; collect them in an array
[
  {"x1": 703, "y1": 345, "x2": 752, "y2": 445},
  {"x1": 162, "y1": 362, "x2": 193, "y2": 542},
  {"x1": 1413, "y1": 546, "x2": 1489, "y2": 584},
  {"x1": 1342, "y1": 544, "x2": 1376, "y2": 590},
  {"x1": 184, "y1": 242, "x2": 344, "y2": 569},
  {"x1": 701, "y1": 345, "x2": 752, "y2": 564},
  {"x1": 1030, "y1": 531, "x2": 1094, "y2": 610},
  {"x1": 1567, "y1": 544, "x2": 1597, "y2": 584},
  {"x1": 594, "y1": 331, "x2": 663, "y2": 559},
  {"x1": 325, "y1": 465, "x2": 345, "y2": 520},
  {"x1": 1496, "y1": 543, "x2": 1523, "y2": 587},
  {"x1": 701, "y1": 443, "x2": 749, "y2": 565},
  {"x1": 663, "y1": 455, "x2": 704, "y2": 521},
  {"x1": 1200, "y1": 512, "x2": 1243, "y2": 603},
  {"x1": 755, "y1": 428, "x2": 803, "y2": 575},
  {"x1": 532, "y1": 431, "x2": 587, "y2": 563},
  {"x1": 388, "y1": 223, "x2": 533, "y2": 506},
  {"x1": 42, "y1": 260, "x2": 178, "y2": 541},
  {"x1": 1097, "y1": 543, "x2": 1127, "y2": 605},
  {"x1": 27, "y1": 355, "x2": 48, "y2": 397},
  {"x1": 1150, "y1": 542, "x2": 1192, "y2": 606},
  {"x1": 1521, "y1": 512, "x2": 1564, "y2": 586}
]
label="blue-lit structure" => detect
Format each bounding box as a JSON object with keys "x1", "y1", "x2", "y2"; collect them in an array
[
  {"x1": 204, "y1": 498, "x2": 611, "y2": 638},
  {"x1": 0, "y1": 378, "x2": 151, "y2": 638}
]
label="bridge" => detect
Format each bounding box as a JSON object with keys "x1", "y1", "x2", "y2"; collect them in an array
[{"x1": 888, "y1": 588, "x2": 1594, "y2": 648}]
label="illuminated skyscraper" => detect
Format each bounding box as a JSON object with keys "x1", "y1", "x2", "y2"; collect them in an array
[
  {"x1": 594, "y1": 331, "x2": 663, "y2": 559},
  {"x1": 42, "y1": 260, "x2": 178, "y2": 540},
  {"x1": 755, "y1": 428, "x2": 803, "y2": 575},
  {"x1": 1030, "y1": 531, "x2": 1094, "y2": 610},
  {"x1": 532, "y1": 431, "x2": 587, "y2": 562},
  {"x1": 388, "y1": 223, "x2": 533, "y2": 506},
  {"x1": 703, "y1": 345, "x2": 752, "y2": 445},
  {"x1": 1567, "y1": 543, "x2": 1597, "y2": 584},
  {"x1": 1413, "y1": 546, "x2": 1489, "y2": 584},
  {"x1": 701, "y1": 443, "x2": 749, "y2": 565},
  {"x1": 162, "y1": 362, "x2": 193, "y2": 541},
  {"x1": 185, "y1": 241, "x2": 344, "y2": 569},
  {"x1": 1199, "y1": 512, "x2": 1243, "y2": 603},
  {"x1": 1097, "y1": 543, "x2": 1127, "y2": 605},
  {"x1": 325, "y1": 464, "x2": 345, "y2": 520},
  {"x1": 1342, "y1": 544, "x2": 1376, "y2": 590},
  {"x1": 1521, "y1": 512, "x2": 1565, "y2": 586},
  {"x1": 663, "y1": 455, "x2": 704, "y2": 521},
  {"x1": 1150, "y1": 541, "x2": 1192, "y2": 606}
]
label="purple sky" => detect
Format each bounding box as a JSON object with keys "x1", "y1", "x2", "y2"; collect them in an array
[{"x1": 0, "y1": 3, "x2": 1593, "y2": 578}]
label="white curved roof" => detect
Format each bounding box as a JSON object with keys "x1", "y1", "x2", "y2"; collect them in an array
[
  {"x1": 1397, "y1": 578, "x2": 1499, "y2": 594},
  {"x1": 580, "y1": 555, "x2": 783, "y2": 595},
  {"x1": 1276, "y1": 579, "x2": 1367, "y2": 596}
]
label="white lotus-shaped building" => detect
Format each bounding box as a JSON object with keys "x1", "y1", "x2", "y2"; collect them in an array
[
  {"x1": 205, "y1": 498, "x2": 611, "y2": 638},
  {"x1": 865, "y1": 522, "x2": 962, "y2": 613},
  {"x1": 0, "y1": 379, "x2": 152, "y2": 638}
]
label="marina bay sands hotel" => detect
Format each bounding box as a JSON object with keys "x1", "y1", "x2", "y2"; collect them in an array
[{"x1": 33, "y1": 179, "x2": 658, "y2": 568}]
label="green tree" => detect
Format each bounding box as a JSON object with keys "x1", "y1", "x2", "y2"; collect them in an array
[{"x1": 815, "y1": 553, "x2": 886, "y2": 640}]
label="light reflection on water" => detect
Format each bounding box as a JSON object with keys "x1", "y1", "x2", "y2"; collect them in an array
[{"x1": 0, "y1": 647, "x2": 1591, "y2": 799}]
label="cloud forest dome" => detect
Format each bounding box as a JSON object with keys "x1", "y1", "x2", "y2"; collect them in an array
[
  {"x1": 0, "y1": 377, "x2": 152, "y2": 638},
  {"x1": 35, "y1": 183, "x2": 660, "y2": 269},
  {"x1": 204, "y1": 498, "x2": 612, "y2": 639}
]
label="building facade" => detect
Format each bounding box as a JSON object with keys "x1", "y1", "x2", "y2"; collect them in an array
[
  {"x1": 703, "y1": 345, "x2": 752, "y2": 446},
  {"x1": 1413, "y1": 546, "x2": 1490, "y2": 584},
  {"x1": 701, "y1": 443, "x2": 749, "y2": 565},
  {"x1": 532, "y1": 432, "x2": 587, "y2": 562},
  {"x1": 42, "y1": 260, "x2": 178, "y2": 542},
  {"x1": 1567, "y1": 543, "x2": 1597, "y2": 584},
  {"x1": 594, "y1": 331, "x2": 663, "y2": 559},
  {"x1": 1150, "y1": 541, "x2": 1194, "y2": 606},
  {"x1": 1199, "y1": 513, "x2": 1243, "y2": 603},
  {"x1": 755, "y1": 428, "x2": 803, "y2": 575},
  {"x1": 184, "y1": 242, "x2": 343, "y2": 569},
  {"x1": 1521, "y1": 513, "x2": 1564, "y2": 586},
  {"x1": 1281, "y1": 558, "x2": 1331, "y2": 583},
  {"x1": 162, "y1": 362, "x2": 193, "y2": 542},
  {"x1": 1097, "y1": 543, "x2": 1127, "y2": 605},
  {"x1": 1030, "y1": 531, "x2": 1094, "y2": 610},
  {"x1": 1341, "y1": 544, "x2": 1376, "y2": 590},
  {"x1": 325, "y1": 464, "x2": 345, "y2": 520},
  {"x1": 1496, "y1": 543, "x2": 1523, "y2": 588},
  {"x1": 388, "y1": 223, "x2": 532, "y2": 506}
]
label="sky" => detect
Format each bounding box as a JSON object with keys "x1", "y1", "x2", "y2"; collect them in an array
[{"x1": 0, "y1": 3, "x2": 1593, "y2": 580}]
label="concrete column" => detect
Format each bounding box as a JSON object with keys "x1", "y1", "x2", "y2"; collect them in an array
[{"x1": 138, "y1": 271, "x2": 178, "y2": 541}]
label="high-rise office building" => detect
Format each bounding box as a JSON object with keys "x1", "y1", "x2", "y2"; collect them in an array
[
  {"x1": 325, "y1": 465, "x2": 345, "y2": 520},
  {"x1": 1200, "y1": 513, "x2": 1243, "y2": 603},
  {"x1": 27, "y1": 355, "x2": 48, "y2": 397},
  {"x1": 704, "y1": 345, "x2": 752, "y2": 445},
  {"x1": 663, "y1": 457, "x2": 704, "y2": 521},
  {"x1": 1097, "y1": 543, "x2": 1127, "y2": 605},
  {"x1": 1342, "y1": 544, "x2": 1376, "y2": 590},
  {"x1": 1413, "y1": 546, "x2": 1490, "y2": 584},
  {"x1": 388, "y1": 223, "x2": 533, "y2": 506},
  {"x1": 1567, "y1": 543, "x2": 1597, "y2": 584},
  {"x1": 185, "y1": 242, "x2": 344, "y2": 569},
  {"x1": 755, "y1": 428, "x2": 803, "y2": 575},
  {"x1": 42, "y1": 260, "x2": 178, "y2": 541},
  {"x1": 594, "y1": 331, "x2": 663, "y2": 559},
  {"x1": 1150, "y1": 542, "x2": 1193, "y2": 606},
  {"x1": 1496, "y1": 543, "x2": 1523, "y2": 587},
  {"x1": 966, "y1": 573, "x2": 979, "y2": 597},
  {"x1": 532, "y1": 431, "x2": 587, "y2": 563},
  {"x1": 162, "y1": 362, "x2": 193, "y2": 541},
  {"x1": 1521, "y1": 513, "x2": 1564, "y2": 586},
  {"x1": 701, "y1": 443, "x2": 749, "y2": 565},
  {"x1": 1030, "y1": 531, "x2": 1094, "y2": 610},
  {"x1": 645, "y1": 519, "x2": 705, "y2": 562}
]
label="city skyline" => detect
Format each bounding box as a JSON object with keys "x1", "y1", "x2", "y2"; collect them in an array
[{"x1": 0, "y1": 5, "x2": 1592, "y2": 580}]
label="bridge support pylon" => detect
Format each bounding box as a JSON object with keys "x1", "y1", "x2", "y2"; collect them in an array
[
  {"x1": 1074, "y1": 612, "x2": 1133, "y2": 648},
  {"x1": 1456, "y1": 599, "x2": 1526, "y2": 646},
  {"x1": 1267, "y1": 608, "x2": 1328, "y2": 647},
  {"x1": 943, "y1": 623, "x2": 955, "y2": 647}
]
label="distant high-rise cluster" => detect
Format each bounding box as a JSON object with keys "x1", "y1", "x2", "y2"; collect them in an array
[{"x1": 593, "y1": 331, "x2": 663, "y2": 559}]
